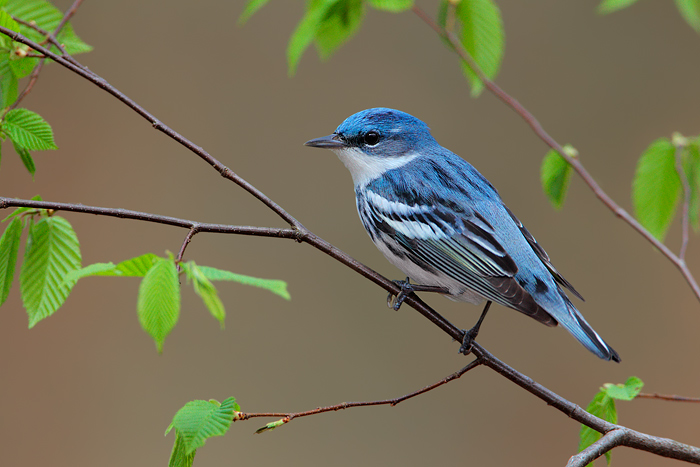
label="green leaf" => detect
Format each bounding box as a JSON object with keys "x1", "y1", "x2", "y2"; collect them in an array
[
  {"x1": 197, "y1": 265, "x2": 290, "y2": 300},
  {"x1": 366, "y1": 0, "x2": 414, "y2": 12},
  {"x1": 12, "y1": 140, "x2": 35, "y2": 177},
  {"x1": 541, "y1": 145, "x2": 576, "y2": 210},
  {"x1": 597, "y1": 0, "x2": 640, "y2": 14},
  {"x1": 3, "y1": 108, "x2": 57, "y2": 150},
  {"x1": 287, "y1": 0, "x2": 335, "y2": 76},
  {"x1": 167, "y1": 433, "x2": 196, "y2": 467},
  {"x1": 602, "y1": 376, "x2": 644, "y2": 401},
  {"x1": 314, "y1": 0, "x2": 364, "y2": 60},
  {"x1": 56, "y1": 24, "x2": 93, "y2": 55},
  {"x1": 63, "y1": 262, "x2": 119, "y2": 283},
  {"x1": 137, "y1": 257, "x2": 180, "y2": 352},
  {"x1": 5, "y1": 0, "x2": 93, "y2": 55},
  {"x1": 0, "y1": 52, "x2": 19, "y2": 108},
  {"x1": 166, "y1": 397, "x2": 239, "y2": 454},
  {"x1": 239, "y1": 0, "x2": 271, "y2": 24},
  {"x1": 0, "y1": 217, "x2": 22, "y2": 306},
  {"x1": 65, "y1": 253, "x2": 160, "y2": 282},
  {"x1": 20, "y1": 216, "x2": 81, "y2": 327},
  {"x1": 683, "y1": 142, "x2": 700, "y2": 230},
  {"x1": 182, "y1": 262, "x2": 226, "y2": 328},
  {"x1": 114, "y1": 253, "x2": 160, "y2": 276},
  {"x1": 674, "y1": 0, "x2": 700, "y2": 32},
  {"x1": 579, "y1": 390, "x2": 617, "y2": 465},
  {"x1": 456, "y1": 0, "x2": 505, "y2": 96},
  {"x1": 632, "y1": 138, "x2": 681, "y2": 241},
  {"x1": 9, "y1": 53, "x2": 38, "y2": 79}
]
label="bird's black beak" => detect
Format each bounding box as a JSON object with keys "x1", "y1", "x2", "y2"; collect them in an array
[{"x1": 304, "y1": 134, "x2": 347, "y2": 149}]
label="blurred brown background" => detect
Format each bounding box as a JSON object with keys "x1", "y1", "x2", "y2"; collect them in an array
[{"x1": 1, "y1": 1, "x2": 699, "y2": 466}]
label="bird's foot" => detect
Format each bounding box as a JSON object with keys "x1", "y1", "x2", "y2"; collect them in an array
[
  {"x1": 459, "y1": 326, "x2": 479, "y2": 355},
  {"x1": 388, "y1": 279, "x2": 450, "y2": 310},
  {"x1": 458, "y1": 301, "x2": 492, "y2": 355},
  {"x1": 387, "y1": 278, "x2": 414, "y2": 311}
]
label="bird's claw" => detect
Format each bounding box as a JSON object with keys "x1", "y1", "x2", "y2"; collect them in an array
[
  {"x1": 458, "y1": 301, "x2": 491, "y2": 355},
  {"x1": 459, "y1": 327, "x2": 478, "y2": 355},
  {"x1": 387, "y1": 278, "x2": 414, "y2": 311}
]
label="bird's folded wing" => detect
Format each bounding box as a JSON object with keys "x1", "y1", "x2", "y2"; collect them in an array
[
  {"x1": 368, "y1": 198, "x2": 557, "y2": 326},
  {"x1": 503, "y1": 206, "x2": 584, "y2": 301}
]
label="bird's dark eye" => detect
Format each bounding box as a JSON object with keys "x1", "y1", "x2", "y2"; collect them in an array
[{"x1": 363, "y1": 131, "x2": 380, "y2": 146}]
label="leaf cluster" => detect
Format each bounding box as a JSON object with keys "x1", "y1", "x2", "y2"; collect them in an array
[
  {"x1": 0, "y1": 208, "x2": 290, "y2": 352},
  {"x1": 166, "y1": 397, "x2": 240, "y2": 467},
  {"x1": 241, "y1": 0, "x2": 504, "y2": 95},
  {"x1": 0, "y1": 202, "x2": 80, "y2": 327}
]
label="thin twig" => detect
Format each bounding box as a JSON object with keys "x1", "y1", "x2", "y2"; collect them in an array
[
  {"x1": 236, "y1": 358, "x2": 483, "y2": 427},
  {"x1": 567, "y1": 430, "x2": 626, "y2": 467},
  {"x1": 410, "y1": 5, "x2": 700, "y2": 303},
  {"x1": 176, "y1": 225, "x2": 200, "y2": 265},
  {"x1": 54, "y1": 0, "x2": 85, "y2": 36},
  {"x1": 637, "y1": 393, "x2": 700, "y2": 403},
  {"x1": 674, "y1": 139, "x2": 691, "y2": 261},
  {"x1": 0, "y1": 197, "x2": 298, "y2": 239},
  {"x1": 10, "y1": 59, "x2": 45, "y2": 111}
]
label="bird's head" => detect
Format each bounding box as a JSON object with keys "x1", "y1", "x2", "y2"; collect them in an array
[{"x1": 305, "y1": 108, "x2": 437, "y2": 187}]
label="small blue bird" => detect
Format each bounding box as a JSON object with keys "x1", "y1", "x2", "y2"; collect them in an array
[{"x1": 305, "y1": 108, "x2": 619, "y2": 362}]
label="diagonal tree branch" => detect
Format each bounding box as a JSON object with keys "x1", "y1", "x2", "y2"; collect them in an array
[{"x1": 410, "y1": 5, "x2": 700, "y2": 303}]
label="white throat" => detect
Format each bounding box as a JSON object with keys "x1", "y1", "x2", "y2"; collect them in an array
[{"x1": 332, "y1": 147, "x2": 419, "y2": 188}]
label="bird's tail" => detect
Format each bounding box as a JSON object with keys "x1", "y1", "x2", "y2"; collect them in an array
[{"x1": 557, "y1": 292, "x2": 620, "y2": 362}]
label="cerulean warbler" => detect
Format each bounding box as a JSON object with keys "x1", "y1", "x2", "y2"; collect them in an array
[{"x1": 305, "y1": 108, "x2": 619, "y2": 362}]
